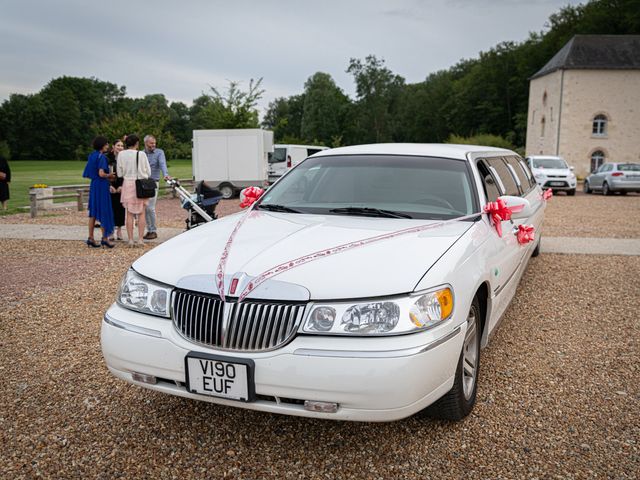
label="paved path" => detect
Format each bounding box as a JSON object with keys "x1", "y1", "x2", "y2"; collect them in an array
[
  {"x1": 0, "y1": 224, "x2": 184, "y2": 243},
  {"x1": 1, "y1": 224, "x2": 639, "y2": 255}
]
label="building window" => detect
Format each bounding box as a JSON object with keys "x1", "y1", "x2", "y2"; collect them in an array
[
  {"x1": 541, "y1": 116, "x2": 546, "y2": 137},
  {"x1": 592, "y1": 114, "x2": 607, "y2": 136},
  {"x1": 542, "y1": 91, "x2": 547, "y2": 106},
  {"x1": 590, "y1": 150, "x2": 605, "y2": 172}
]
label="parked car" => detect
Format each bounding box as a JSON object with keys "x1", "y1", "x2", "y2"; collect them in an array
[
  {"x1": 584, "y1": 162, "x2": 640, "y2": 195},
  {"x1": 526, "y1": 155, "x2": 577, "y2": 195},
  {"x1": 101, "y1": 144, "x2": 545, "y2": 422},
  {"x1": 268, "y1": 144, "x2": 329, "y2": 179}
]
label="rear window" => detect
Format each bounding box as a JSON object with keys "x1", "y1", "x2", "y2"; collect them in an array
[
  {"x1": 485, "y1": 157, "x2": 520, "y2": 196},
  {"x1": 619, "y1": 164, "x2": 640, "y2": 171},
  {"x1": 269, "y1": 148, "x2": 287, "y2": 164}
]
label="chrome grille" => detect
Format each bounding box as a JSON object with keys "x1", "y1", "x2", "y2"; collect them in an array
[{"x1": 172, "y1": 289, "x2": 306, "y2": 351}]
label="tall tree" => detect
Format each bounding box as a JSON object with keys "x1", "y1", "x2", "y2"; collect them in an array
[
  {"x1": 300, "y1": 72, "x2": 350, "y2": 146},
  {"x1": 262, "y1": 95, "x2": 306, "y2": 143},
  {"x1": 347, "y1": 55, "x2": 405, "y2": 143}
]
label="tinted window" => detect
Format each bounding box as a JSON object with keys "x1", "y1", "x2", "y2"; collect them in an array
[
  {"x1": 485, "y1": 157, "x2": 520, "y2": 196},
  {"x1": 504, "y1": 156, "x2": 530, "y2": 191},
  {"x1": 260, "y1": 155, "x2": 478, "y2": 219},
  {"x1": 269, "y1": 147, "x2": 287, "y2": 164},
  {"x1": 307, "y1": 148, "x2": 323, "y2": 156},
  {"x1": 476, "y1": 160, "x2": 501, "y2": 202},
  {"x1": 517, "y1": 158, "x2": 537, "y2": 189}
]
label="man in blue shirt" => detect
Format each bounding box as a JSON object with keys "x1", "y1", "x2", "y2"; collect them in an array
[{"x1": 143, "y1": 135, "x2": 171, "y2": 240}]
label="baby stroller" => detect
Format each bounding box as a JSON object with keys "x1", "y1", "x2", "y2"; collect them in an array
[{"x1": 167, "y1": 179, "x2": 223, "y2": 230}]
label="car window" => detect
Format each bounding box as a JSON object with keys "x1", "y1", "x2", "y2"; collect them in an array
[
  {"x1": 476, "y1": 160, "x2": 502, "y2": 202},
  {"x1": 603, "y1": 164, "x2": 613, "y2": 172},
  {"x1": 307, "y1": 148, "x2": 323, "y2": 156},
  {"x1": 517, "y1": 158, "x2": 537, "y2": 189},
  {"x1": 260, "y1": 155, "x2": 478, "y2": 219},
  {"x1": 504, "y1": 156, "x2": 532, "y2": 192},
  {"x1": 485, "y1": 157, "x2": 520, "y2": 196},
  {"x1": 269, "y1": 147, "x2": 287, "y2": 164},
  {"x1": 619, "y1": 164, "x2": 640, "y2": 172}
]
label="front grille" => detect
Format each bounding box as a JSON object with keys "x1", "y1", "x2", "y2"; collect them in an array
[
  {"x1": 546, "y1": 175, "x2": 567, "y2": 178},
  {"x1": 172, "y1": 289, "x2": 306, "y2": 351}
]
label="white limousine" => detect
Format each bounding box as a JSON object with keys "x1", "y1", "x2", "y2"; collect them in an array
[{"x1": 101, "y1": 144, "x2": 545, "y2": 422}]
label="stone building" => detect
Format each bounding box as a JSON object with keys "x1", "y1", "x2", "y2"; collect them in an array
[{"x1": 525, "y1": 35, "x2": 640, "y2": 177}]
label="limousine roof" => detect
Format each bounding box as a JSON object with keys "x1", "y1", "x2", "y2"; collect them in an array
[{"x1": 311, "y1": 143, "x2": 515, "y2": 161}]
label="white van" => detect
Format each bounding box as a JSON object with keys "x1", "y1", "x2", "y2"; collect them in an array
[
  {"x1": 268, "y1": 144, "x2": 329, "y2": 179},
  {"x1": 526, "y1": 155, "x2": 577, "y2": 195}
]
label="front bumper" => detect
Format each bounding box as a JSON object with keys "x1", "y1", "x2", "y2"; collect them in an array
[
  {"x1": 101, "y1": 303, "x2": 465, "y2": 422},
  {"x1": 540, "y1": 178, "x2": 577, "y2": 190}
]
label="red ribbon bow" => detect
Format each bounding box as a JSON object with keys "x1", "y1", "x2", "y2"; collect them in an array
[
  {"x1": 542, "y1": 189, "x2": 553, "y2": 201},
  {"x1": 483, "y1": 198, "x2": 523, "y2": 237},
  {"x1": 516, "y1": 224, "x2": 535, "y2": 245},
  {"x1": 239, "y1": 187, "x2": 265, "y2": 208}
]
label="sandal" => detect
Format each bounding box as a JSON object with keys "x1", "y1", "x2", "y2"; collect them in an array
[
  {"x1": 86, "y1": 238, "x2": 100, "y2": 248},
  {"x1": 101, "y1": 238, "x2": 115, "y2": 249}
]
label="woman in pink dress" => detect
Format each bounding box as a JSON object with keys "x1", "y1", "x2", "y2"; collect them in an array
[{"x1": 117, "y1": 134, "x2": 151, "y2": 246}]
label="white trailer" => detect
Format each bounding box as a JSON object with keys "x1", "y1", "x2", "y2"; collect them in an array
[{"x1": 192, "y1": 129, "x2": 273, "y2": 199}]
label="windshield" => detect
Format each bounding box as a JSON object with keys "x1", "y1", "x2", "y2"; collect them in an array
[
  {"x1": 268, "y1": 147, "x2": 287, "y2": 164},
  {"x1": 258, "y1": 155, "x2": 478, "y2": 220},
  {"x1": 531, "y1": 158, "x2": 567, "y2": 169}
]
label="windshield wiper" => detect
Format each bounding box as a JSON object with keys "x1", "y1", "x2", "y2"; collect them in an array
[
  {"x1": 329, "y1": 207, "x2": 413, "y2": 219},
  {"x1": 257, "y1": 203, "x2": 302, "y2": 213}
]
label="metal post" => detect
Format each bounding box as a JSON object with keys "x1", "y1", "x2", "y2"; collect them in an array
[
  {"x1": 30, "y1": 193, "x2": 37, "y2": 218},
  {"x1": 76, "y1": 189, "x2": 84, "y2": 211}
]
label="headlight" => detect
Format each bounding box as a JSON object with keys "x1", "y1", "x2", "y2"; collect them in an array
[
  {"x1": 534, "y1": 173, "x2": 545, "y2": 179},
  {"x1": 301, "y1": 286, "x2": 454, "y2": 336},
  {"x1": 117, "y1": 269, "x2": 172, "y2": 318}
]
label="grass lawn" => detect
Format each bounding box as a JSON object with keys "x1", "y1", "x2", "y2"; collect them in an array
[{"x1": 1, "y1": 159, "x2": 192, "y2": 215}]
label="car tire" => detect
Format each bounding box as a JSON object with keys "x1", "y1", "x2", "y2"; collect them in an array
[
  {"x1": 425, "y1": 297, "x2": 481, "y2": 421},
  {"x1": 603, "y1": 182, "x2": 612, "y2": 196},
  {"x1": 567, "y1": 189, "x2": 576, "y2": 196},
  {"x1": 584, "y1": 181, "x2": 592, "y2": 194},
  {"x1": 531, "y1": 237, "x2": 541, "y2": 257},
  {"x1": 219, "y1": 184, "x2": 234, "y2": 200}
]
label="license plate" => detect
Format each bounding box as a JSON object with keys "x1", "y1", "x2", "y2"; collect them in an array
[
  {"x1": 185, "y1": 353, "x2": 255, "y2": 402},
  {"x1": 549, "y1": 181, "x2": 565, "y2": 186}
]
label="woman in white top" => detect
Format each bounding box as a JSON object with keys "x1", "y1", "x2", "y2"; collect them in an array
[{"x1": 117, "y1": 134, "x2": 151, "y2": 246}]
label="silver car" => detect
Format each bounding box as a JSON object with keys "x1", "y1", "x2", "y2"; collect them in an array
[{"x1": 584, "y1": 162, "x2": 640, "y2": 195}]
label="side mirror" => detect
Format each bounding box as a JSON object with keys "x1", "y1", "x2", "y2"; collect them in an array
[
  {"x1": 498, "y1": 195, "x2": 532, "y2": 220},
  {"x1": 570, "y1": 166, "x2": 575, "y2": 171}
]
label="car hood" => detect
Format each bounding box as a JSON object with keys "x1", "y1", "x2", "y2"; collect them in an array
[{"x1": 133, "y1": 211, "x2": 473, "y2": 300}]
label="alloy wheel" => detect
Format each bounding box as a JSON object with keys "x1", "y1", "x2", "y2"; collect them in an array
[{"x1": 462, "y1": 308, "x2": 479, "y2": 400}]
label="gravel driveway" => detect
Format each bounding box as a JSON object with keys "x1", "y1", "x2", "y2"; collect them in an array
[{"x1": 1, "y1": 195, "x2": 639, "y2": 478}]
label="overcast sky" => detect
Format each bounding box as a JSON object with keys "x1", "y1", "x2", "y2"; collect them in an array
[{"x1": 1, "y1": 0, "x2": 582, "y2": 115}]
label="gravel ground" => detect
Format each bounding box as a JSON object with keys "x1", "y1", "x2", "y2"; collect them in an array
[
  {"x1": 542, "y1": 190, "x2": 640, "y2": 238},
  {"x1": 1, "y1": 195, "x2": 639, "y2": 478}
]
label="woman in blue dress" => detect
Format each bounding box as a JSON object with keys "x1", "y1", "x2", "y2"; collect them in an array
[{"x1": 83, "y1": 136, "x2": 116, "y2": 248}]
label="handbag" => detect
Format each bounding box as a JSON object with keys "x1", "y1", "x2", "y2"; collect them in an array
[{"x1": 135, "y1": 152, "x2": 156, "y2": 198}]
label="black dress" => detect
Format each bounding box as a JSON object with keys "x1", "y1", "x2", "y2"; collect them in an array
[
  {"x1": 106, "y1": 152, "x2": 125, "y2": 227},
  {"x1": 0, "y1": 157, "x2": 10, "y2": 202}
]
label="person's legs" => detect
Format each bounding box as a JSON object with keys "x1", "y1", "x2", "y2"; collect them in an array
[
  {"x1": 145, "y1": 184, "x2": 159, "y2": 234},
  {"x1": 138, "y1": 213, "x2": 146, "y2": 245},
  {"x1": 126, "y1": 211, "x2": 134, "y2": 244},
  {"x1": 88, "y1": 216, "x2": 96, "y2": 240}
]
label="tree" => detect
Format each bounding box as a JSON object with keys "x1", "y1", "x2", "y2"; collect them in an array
[
  {"x1": 192, "y1": 79, "x2": 264, "y2": 130},
  {"x1": 262, "y1": 95, "x2": 306, "y2": 143},
  {"x1": 300, "y1": 72, "x2": 350, "y2": 146},
  {"x1": 347, "y1": 55, "x2": 405, "y2": 143}
]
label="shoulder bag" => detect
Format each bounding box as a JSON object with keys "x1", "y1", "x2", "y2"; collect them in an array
[{"x1": 135, "y1": 152, "x2": 156, "y2": 198}]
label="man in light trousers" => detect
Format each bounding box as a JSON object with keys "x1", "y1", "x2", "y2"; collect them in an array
[{"x1": 143, "y1": 135, "x2": 171, "y2": 240}]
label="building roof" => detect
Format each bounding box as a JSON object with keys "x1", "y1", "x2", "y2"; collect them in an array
[{"x1": 531, "y1": 35, "x2": 640, "y2": 79}]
